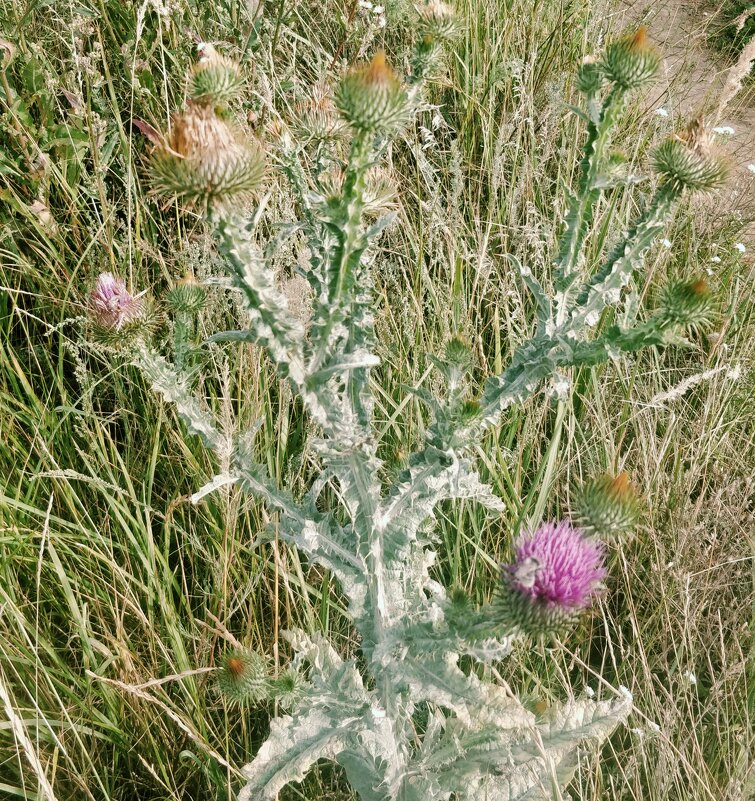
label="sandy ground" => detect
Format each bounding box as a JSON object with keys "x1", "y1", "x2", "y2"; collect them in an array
[{"x1": 614, "y1": 0, "x2": 754, "y2": 241}]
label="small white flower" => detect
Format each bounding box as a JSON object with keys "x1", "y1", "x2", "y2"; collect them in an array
[
  {"x1": 654, "y1": 107, "x2": 669, "y2": 117},
  {"x1": 372, "y1": 4, "x2": 384, "y2": 12},
  {"x1": 661, "y1": 238, "x2": 672, "y2": 248},
  {"x1": 358, "y1": 0, "x2": 373, "y2": 8},
  {"x1": 706, "y1": 268, "x2": 714, "y2": 276},
  {"x1": 734, "y1": 242, "x2": 746, "y2": 253},
  {"x1": 684, "y1": 671, "x2": 697, "y2": 686},
  {"x1": 748, "y1": 164, "x2": 755, "y2": 174},
  {"x1": 712, "y1": 126, "x2": 735, "y2": 135},
  {"x1": 710, "y1": 256, "x2": 721, "y2": 263},
  {"x1": 584, "y1": 685, "x2": 595, "y2": 698}
]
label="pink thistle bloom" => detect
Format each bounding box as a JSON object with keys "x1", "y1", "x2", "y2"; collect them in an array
[
  {"x1": 89, "y1": 272, "x2": 145, "y2": 330},
  {"x1": 507, "y1": 520, "x2": 606, "y2": 611}
]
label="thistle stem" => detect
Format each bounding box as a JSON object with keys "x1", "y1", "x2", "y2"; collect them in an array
[{"x1": 554, "y1": 85, "x2": 627, "y2": 321}]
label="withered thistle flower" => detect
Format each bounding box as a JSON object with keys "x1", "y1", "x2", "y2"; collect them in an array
[
  {"x1": 497, "y1": 521, "x2": 606, "y2": 637},
  {"x1": 89, "y1": 272, "x2": 146, "y2": 331},
  {"x1": 653, "y1": 117, "x2": 727, "y2": 192},
  {"x1": 335, "y1": 51, "x2": 409, "y2": 135},
  {"x1": 152, "y1": 101, "x2": 265, "y2": 207},
  {"x1": 293, "y1": 84, "x2": 348, "y2": 142},
  {"x1": 416, "y1": 0, "x2": 459, "y2": 41}
]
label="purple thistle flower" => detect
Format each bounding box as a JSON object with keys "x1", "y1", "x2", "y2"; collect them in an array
[
  {"x1": 507, "y1": 520, "x2": 606, "y2": 611},
  {"x1": 89, "y1": 272, "x2": 145, "y2": 330}
]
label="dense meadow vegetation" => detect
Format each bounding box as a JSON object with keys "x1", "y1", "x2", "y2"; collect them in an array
[{"x1": 0, "y1": 0, "x2": 752, "y2": 799}]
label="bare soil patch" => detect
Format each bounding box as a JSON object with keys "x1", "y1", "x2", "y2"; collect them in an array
[{"x1": 615, "y1": 0, "x2": 754, "y2": 240}]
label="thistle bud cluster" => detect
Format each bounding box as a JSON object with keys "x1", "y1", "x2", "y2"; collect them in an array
[
  {"x1": 151, "y1": 45, "x2": 264, "y2": 207},
  {"x1": 335, "y1": 51, "x2": 409, "y2": 135}
]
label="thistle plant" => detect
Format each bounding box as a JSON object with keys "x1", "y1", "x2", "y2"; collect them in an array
[{"x1": 93, "y1": 18, "x2": 725, "y2": 800}]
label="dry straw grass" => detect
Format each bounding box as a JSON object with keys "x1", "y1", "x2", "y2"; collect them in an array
[{"x1": 0, "y1": 0, "x2": 752, "y2": 799}]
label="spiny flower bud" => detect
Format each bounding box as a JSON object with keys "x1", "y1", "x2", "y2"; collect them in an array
[
  {"x1": 495, "y1": 521, "x2": 606, "y2": 638},
  {"x1": 335, "y1": 51, "x2": 409, "y2": 135},
  {"x1": 416, "y1": 0, "x2": 459, "y2": 41},
  {"x1": 573, "y1": 473, "x2": 640, "y2": 539},
  {"x1": 216, "y1": 649, "x2": 269, "y2": 704},
  {"x1": 659, "y1": 277, "x2": 714, "y2": 330},
  {"x1": 576, "y1": 55, "x2": 603, "y2": 95},
  {"x1": 165, "y1": 274, "x2": 207, "y2": 315},
  {"x1": 444, "y1": 336, "x2": 473, "y2": 370},
  {"x1": 152, "y1": 101, "x2": 265, "y2": 206},
  {"x1": 652, "y1": 118, "x2": 727, "y2": 192},
  {"x1": 89, "y1": 272, "x2": 150, "y2": 340},
  {"x1": 269, "y1": 667, "x2": 306, "y2": 711},
  {"x1": 601, "y1": 28, "x2": 659, "y2": 90},
  {"x1": 190, "y1": 43, "x2": 244, "y2": 107}
]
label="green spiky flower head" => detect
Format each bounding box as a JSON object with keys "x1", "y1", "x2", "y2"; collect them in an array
[
  {"x1": 601, "y1": 28, "x2": 659, "y2": 90},
  {"x1": 576, "y1": 55, "x2": 604, "y2": 95},
  {"x1": 151, "y1": 101, "x2": 265, "y2": 207},
  {"x1": 216, "y1": 649, "x2": 269, "y2": 704},
  {"x1": 335, "y1": 51, "x2": 410, "y2": 135},
  {"x1": 190, "y1": 43, "x2": 244, "y2": 108},
  {"x1": 652, "y1": 119, "x2": 727, "y2": 192},
  {"x1": 269, "y1": 667, "x2": 306, "y2": 711},
  {"x1": 416, "y1": 0, "x2": 459, "y2": 41},
  {"x1": 165, "y1": 274, "x2": 207, "y2": 315},
  {"x1": 573, "y1": 472, "x2": 640, "y2": 540},
  {"x1": 659, "y1": 278, "x2": 714, "y2": 332}
]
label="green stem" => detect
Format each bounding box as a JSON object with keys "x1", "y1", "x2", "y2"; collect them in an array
[
  {"x1": 554, "y1": 85, "x2": 627, "y2": 318},
  {"x1": 568, "y1": 181, "x2": 679, "y2": 331}
]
